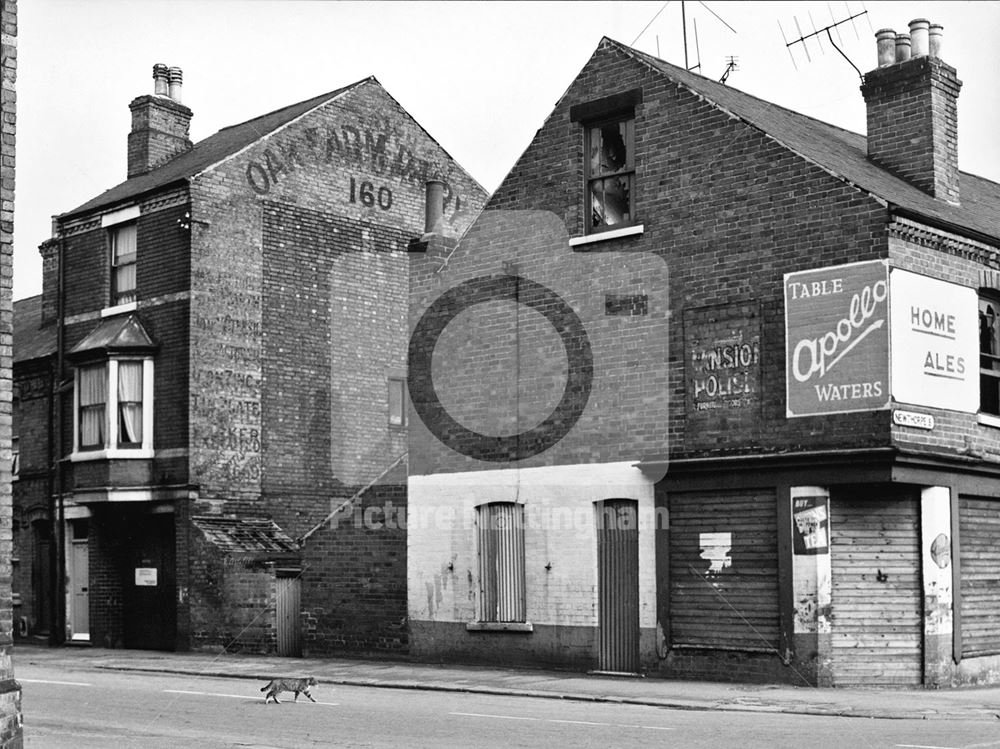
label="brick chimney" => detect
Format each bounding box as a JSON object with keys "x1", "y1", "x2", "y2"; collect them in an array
[
  {"x1": 861, "y1": 19, "x2": 961, "y2": 204},
  {"x1": 127, "y1": 64, "x2": 193, "y2": 178}
]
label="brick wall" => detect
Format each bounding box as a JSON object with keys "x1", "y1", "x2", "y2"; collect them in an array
[
  {"x1": 410, "y1": 40, "x2": 890, "y2": 479},
  {"x1": 184, "y1": 79, "x2": 485, "y2": 654},
  {"x1": 0, "y1": 0, "x2": 21, "y2": 740}
]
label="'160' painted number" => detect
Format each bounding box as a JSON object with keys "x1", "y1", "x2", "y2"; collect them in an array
[{"x1": 349, "y1": 177, "x2": 393, "y2": 210}]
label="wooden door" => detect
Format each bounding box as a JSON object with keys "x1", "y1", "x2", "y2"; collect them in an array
[
  {"x1": 275, "y1": 573, "x2": 302, "y2": 657},
  {"x1": 830, "y1": 492, "x2": 922, "y2": 686},
  {"x1": 69, "y1": 539, "x2": 89, "y2": 640}
]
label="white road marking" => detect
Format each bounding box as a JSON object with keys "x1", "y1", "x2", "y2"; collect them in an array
[
  {"x1": 895, "y1": 744, "x2": 961, "y2": 749},
  {"x1": 964, "y1": 742, "x2": 1000, "y2": 749},
  {"x1": 450, "y1": 711, "x2": 674, "y2": 731},
  {"x1": 19, "y1": 678, "x2": 92, "y2": 687},
  {"x1": 163, "y1": 689, "x2": 338, "y2": 706},
  {"x1": 164, "y1": 689, "x2": 252, "y2": 699},
  {"x1": 450, "y1": 712, "x2": 541, "y2": 722}
]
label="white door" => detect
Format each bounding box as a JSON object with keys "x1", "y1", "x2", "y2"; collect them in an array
[{"x1": 69, "y1": 540, "x2": 90, "y2": 640}]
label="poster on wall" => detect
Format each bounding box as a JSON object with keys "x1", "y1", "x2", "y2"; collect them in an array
[
  {"x1": 684, "y1": 303, "x2": 761, "y2": 444},
  {"x1": 792, "y1": 496, "x2": 829, "y2": 555},
  {"x1": 889, "y1": 269, "x2": 978, "y2": 413},
  {"x1": 784, "y1": 260, "x2": 890, "y2": 417}
]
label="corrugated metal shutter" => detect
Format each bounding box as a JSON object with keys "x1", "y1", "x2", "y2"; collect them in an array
[
  {"x1": 597, "y1": 500, "x2": 640, "y2": 673},
  {"x1": 669, "y1": 490, "x2": 779, "y2": 651},
  {"x1": 960, "y1": 497, "x2": 1000, "y2": 656},
  {"x1": 830, "y1": 494, "x2": 921, "y2": 686},
  {"x1": 275, "y1": 573, "x2": 302, "y2": 657},
  {"x1": 477, "y1": 503, "x2": 526, "y2": 622}
]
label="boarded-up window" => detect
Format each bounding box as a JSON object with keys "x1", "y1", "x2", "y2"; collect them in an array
[
  {"x1": 669, "y1": 490, "x2": 779, "y2": 650},
  {"x1": 477, "y1": 502, "x2": 526, "y2": 622},
  {"x1": 960, "y1": 496, "x2": 1000, "y2": 656}
]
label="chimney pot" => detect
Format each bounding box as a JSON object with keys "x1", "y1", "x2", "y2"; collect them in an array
[
  {"x1": 168, "y1": 67, "x2": 183, "y2": 103},
  {"x1": 929, "y1": 24, "x2": 944, "y2": 58},
  {"x1": 153, "y1": 64, "x2": 169, "y2": 96},
  {"x1": 909, "y1": 19, "x2": 930, "y2": 57},
  {"x1": 894, "y1": 33, "x2": 911, "y2": 63},
  {"x1": 875, "y1": 29, "x2": 896, "y2": 67},
  {"x1": 424, "y1": 180, "x2": 445, "y2": 235}
]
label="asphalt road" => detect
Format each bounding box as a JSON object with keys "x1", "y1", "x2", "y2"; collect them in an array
[{"x1": 18, "y1": 662, "x2": 1000, "y2": 748}]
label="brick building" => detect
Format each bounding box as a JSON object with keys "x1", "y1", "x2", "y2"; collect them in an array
[
  {"x1": 408, "y1": 24, "x2": 1000, "y2": 686},
  {"x1": 1, "y1": 0, "x2": 22, "y2": 743},
  {"x1": 13, "y1": 66, "x2": 484, "y2": 654}
]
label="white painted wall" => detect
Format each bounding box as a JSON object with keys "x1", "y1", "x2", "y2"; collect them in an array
[{"x1": 408, "y1": 462, "x2": 658, "y2": 628}]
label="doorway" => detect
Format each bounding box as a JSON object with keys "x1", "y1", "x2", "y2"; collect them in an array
[{"x1": 596, "y1": 499, "x2": 640, "y2": 673}]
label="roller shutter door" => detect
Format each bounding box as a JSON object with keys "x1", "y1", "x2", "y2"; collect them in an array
[
  {"x1": 830, "y1": 494, "x2": 921, "y2": 686},
  {"x1": 959, "y1": 497, "x2": 1000, "y2": 656},
  {"x1": 669, "y1": 490, "x2": 779, "y2": 651}
]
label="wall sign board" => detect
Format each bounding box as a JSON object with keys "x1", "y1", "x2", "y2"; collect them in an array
[
  {"x1": 889, "y1": 269, "x2": 978, "y2": 413},
  {"x1": 785, "y1": 260, "x2": 890, "y2": 417}
]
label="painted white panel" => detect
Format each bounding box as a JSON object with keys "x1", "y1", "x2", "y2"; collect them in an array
[{"x1": 890, "y1": 269, "x2": 978, "y2": 413}]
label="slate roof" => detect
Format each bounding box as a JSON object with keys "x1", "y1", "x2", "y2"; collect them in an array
[
  {"x1": 609, "y1": 38, "x2": 1000, "y2": 244},
  {"x1": 62, "y1": 78, "x2": 369, "y2": 220},
  {"x1": 68, "y1": 314, "x2": 156, "y2": 359},
  {"x1": 13, "y1": 295, "x2": 56, "y2": 364}
]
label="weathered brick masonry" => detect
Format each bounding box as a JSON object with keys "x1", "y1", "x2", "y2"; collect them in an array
[
  {"x1": 0, "y1": 0, "x2": 20, "y2": 741},
  {"x1": 409, "y1": 32, "x2": 1000, "y2": 687},
  {"x1": 13, "y1": 70, "x2": 484, "y2": 658}
]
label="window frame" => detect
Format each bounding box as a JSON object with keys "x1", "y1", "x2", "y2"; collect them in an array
[
  {"x1": 110, "y1": 222, "x2": 137, "y2": 307},
  {"x1": 71, "y1": 356, "x2": 154, "y2": 461},
  {"x1": 475, "y1": 501, "x2": 527, "y2": 624},
  {"x1": 388, "y1": 376, "x2": 407, "y2": 427},
  {"x1": 584, "y1": 113, "x2": 637, "y2": 235},
  {"x1": 10, "y1": 435, "x2": 17, "y2": 481},
  {"x1": 980, "y1": 293, "x2": 1000, "y2": 418}
]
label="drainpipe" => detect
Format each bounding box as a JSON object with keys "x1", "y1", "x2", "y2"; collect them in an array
[{"x1": 52, "y1": 234, "x2": 66, "y2": 645}]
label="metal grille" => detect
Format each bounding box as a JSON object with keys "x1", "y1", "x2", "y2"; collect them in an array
[
  {"x1": 597, "y1": 499, "x2": 640, "y2": 673},
  {"x1": 477, "y1": 503, "x2": 526, "y2": 622}
]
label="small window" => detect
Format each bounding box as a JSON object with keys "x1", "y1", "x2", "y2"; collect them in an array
[
  {"x1": 117, "y1": 361, "x2": 143, "y2": 446},
  {"x1": 11, "y1": 436, "x2": 18, "y2": 479},
  {"x1": 586, "y1": 116, "x2": 635, "y2": 233},
  {"x1": 111, "y1": 223, "x2": 137, "y2": 305},
  {"x1": 78, "y1": 363, "x2": 108, "y2": 449},
  {"x1": 476, "y1": 502, "x2": 526, "y2": 623},
  {"x1": 981, "y1": 296, "x2": 1000, "y2": 415},
  {"x1": 388, "y1": 377, "x2": 407, "y2": 426}
]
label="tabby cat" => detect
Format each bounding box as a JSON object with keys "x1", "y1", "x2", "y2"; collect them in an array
[{"x1": 260, "y1": 676, "x2": 318, "y2": 704}]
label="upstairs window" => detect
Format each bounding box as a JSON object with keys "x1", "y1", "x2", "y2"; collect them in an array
[
  {"x1": 11, "y1": 436, "x2": 18, "y2": 480},
  {"x1": 980, "y1": 296, "x2": 1000, "y2": 415},
  {"x1": 74, "y1": 358, "x2": 152, "y2": 456},
  {"x1": 586, "y1": 115, "x2": 635, "y2": 233},
  {"x1": 78, "y1": 363, "x2": 108, "y2": 449},
  {"x1": 110, "y1": 223, "x2": 137, "y2": 306}
]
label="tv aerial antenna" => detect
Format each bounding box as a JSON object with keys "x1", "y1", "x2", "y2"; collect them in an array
[
  {"x1": 779, "y1": 3, "x2": 874, "y2": 80},
  {"x1": 633, "y1": 0, "x2": 738, "y2": 80}
]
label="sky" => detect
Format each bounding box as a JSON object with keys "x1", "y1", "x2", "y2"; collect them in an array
[{"x1": 12, "y1": 1, "x2": 1000, "y2": 301}]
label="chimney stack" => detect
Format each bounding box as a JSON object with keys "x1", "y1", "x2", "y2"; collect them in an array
[
  {"x1": 861, "y1": 20, "x2": 961, "y2": 204},
  {"x1": 127, "y1": 64, "x2": 193, "y2": 179}
]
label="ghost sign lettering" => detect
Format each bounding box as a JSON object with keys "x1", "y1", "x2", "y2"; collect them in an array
[{"x1": 785, "y1": 260, "x2": 890, "y2": 417}]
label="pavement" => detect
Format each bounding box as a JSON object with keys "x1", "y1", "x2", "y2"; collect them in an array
[{"x1": 13, "y1": 644, "x2": 1000, "y2": 722}]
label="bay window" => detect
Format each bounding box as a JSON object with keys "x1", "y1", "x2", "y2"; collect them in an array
[{"x1": 73, "y1": 357, "x2": 153, "y2": 457}]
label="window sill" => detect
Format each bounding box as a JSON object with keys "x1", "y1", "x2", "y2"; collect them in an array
[
  {"x1": 101, "y1": 301, "x2": 138, "y2": 318},
  {"x1": 466, "y1": 621, "x2": 534, "y2": 633},
  {"x1": 569, "y1": 224, "x2": 644, "y2": 248},
  {"x1": 70, "y1": 448, "x2": 153, "y2": 462},
  {"x1": 978, "y1": 413, "x2": 1000, "y2": 429}
]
